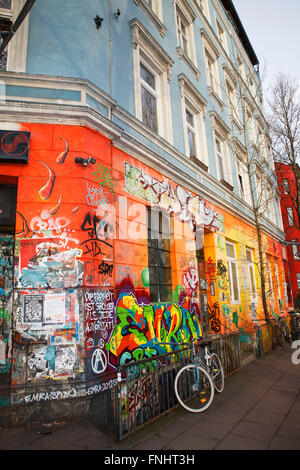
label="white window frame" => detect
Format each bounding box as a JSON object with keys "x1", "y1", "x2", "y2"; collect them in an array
[
  {"x1": 246, "y1": 106, "x2": 256, "y2": 146},
  {"x1": 287, "y1": 207, "x2": 295, "y2": 226},
  {"x1": 292, "y1": 239, "x2": 300, "y2": 260},
  {"x1": 266, "y1": 261, "x2": 274, "y2": 301},
  {"x1": 215, "y1": 134, "x2": 225, "y2": 180},
  {"x1": 237, "y1": 54, "x2": 247, "y2": 83},
  {"x1": 257, "y1": 123, "x2": 266, "y2": 163},
  {"x1": 131, "y1": 19, "x2": 174, "y2": 143},
  {"x1": 246, "y1": 248, "x2": 257, "y2": 301},
  {"x1": 192, "y1": 0, "x2": 210, "y2": 22},
  {"x1": 179, "y1": 74, "x2": 208, "y2": 167},
  {"x1": 1, "y1": 0, "x2": 30, "y2": 72},
  {"x1": 133, "y1": 0, "x2": 166, "y2": 37},
  {"x1": 274, "y1": 263, "x2": 281, "y2": 301},
  {"x1": 201, "y1": 29, "x2": 221, "y2": 100},
  {"x1": 143, "y1": 0, "x2": 163, "y2": 19},
  {"x1": 210, "y1": 111, "x2": 232, "y2": 186},
  {"x1": 283, "y1": 179, "x2": 290, "y2": 194},
  {"x1": 139, "y1": 61, "x2": 159, "y2": 133},
  {"x1": 174, "y1": 0, "x2": 198, "y2": 78},
  {"x1": 297, "y1": 273, "x2": 300, "y2": 290},
  {"x1": 216, "y1": 18, "x2": 228, "y2": 54},
  {"x1": 226, "y1": 241, "x2": 240, "y2": 304},
  {"x1": 232, "y1": 137, "x2": 252, "y2": 205}
]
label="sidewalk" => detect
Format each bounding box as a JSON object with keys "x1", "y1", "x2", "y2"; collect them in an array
[{"x1": 0, "y1": 343, "x2": 300, "y2": 451}]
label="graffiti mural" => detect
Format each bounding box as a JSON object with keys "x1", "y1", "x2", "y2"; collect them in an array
[
  {"x1": 106, "y1": 293, "x2": 202, "y2": 367},
  {"x1": 124, "y1": 163, "x2": 224, "y2": 233}
]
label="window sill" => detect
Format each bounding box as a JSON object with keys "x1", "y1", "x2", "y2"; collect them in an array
[
  {"x1": 190, "y1": 154, "x2": 208, "y2": 171},
  {"x1": 133, "y1": 0, "x2": 167, "y2": 37},
  {"x1": 177, "y1": 47, "x2": 200, "y2": 80},
  {"x1": 220, "y1": 178, "x2": 233, "y2": 191}
]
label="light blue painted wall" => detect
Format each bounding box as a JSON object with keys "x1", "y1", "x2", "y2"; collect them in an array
[{"x1": 24, "y1": 0, "x2": 267, "y2": 214}]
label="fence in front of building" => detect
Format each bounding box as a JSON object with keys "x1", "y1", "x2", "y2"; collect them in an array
[{"x1": 86, "y1": 329, "x2": 255, "y2": 441}]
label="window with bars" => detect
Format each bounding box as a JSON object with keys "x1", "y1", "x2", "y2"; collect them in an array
[{"x1": 147, "y1": 208, "x2": 173, "y2": 303}]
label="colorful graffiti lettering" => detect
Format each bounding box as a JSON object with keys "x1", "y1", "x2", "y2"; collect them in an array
[
  {"x1": 125, "y1": 163, "x2": 223, "y2": 232},
  {"x1": 106, "y1": 293, "x2": 202, "y2": 367}
]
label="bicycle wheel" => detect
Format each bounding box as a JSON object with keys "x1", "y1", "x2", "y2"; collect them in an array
[
  {"x1": 174, "y1": 364, "x2": 214, "y2": 413},
  {"x1": 210, "y1": 353, "x2": 224, "y2": 393},
  {"x1": 276, "y1": 326, "x2": 285, "y2": 346}
]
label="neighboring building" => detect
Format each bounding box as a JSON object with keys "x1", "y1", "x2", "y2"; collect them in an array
[
  {"x1": 0, "y1": 0, "x2": 287, "y2": 424},
  {"x1": 275, "y1": 162, "x2": 300, "y2": 309}
]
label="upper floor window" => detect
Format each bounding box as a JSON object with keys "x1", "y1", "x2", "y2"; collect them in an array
[
  {"x1": 147, "y1": 208, "x2": 173, "y2": 302},
  {"x1": 297, "y1": 273, "x2": 300, "y2": 289},
  {"x1": 293, "y1": 241, "x2": 300, "y2": 260},
  {"x1": 283, "y1": 179, "x2": 290, "y2": 194},
  {"x1": 134, "y1": 0, "x2": 166, "y2": 36},
  {"x1": 216, "y1": 19, "x2": 228, "y2": 53},
  {"x1": 0, "y1": 1, "x2": 11, "y2": 8},
  {"x1": 237, "y1": 54, "x2": 247, "y2": 83},
  {"x1": 140, "y1": 62, "x2": 158, "y2": 132},
  {"x1": 193, "y1": 0, "x2": 210, "y2": 21},
  {"x1": 175, "y1": 0, "x2": 198, "y2": 77},
  {"x1": 215, "y1": 136, "x2": 225, "y2": 180},
  {"x1": 201, "y1": 30, "x2": 221, "y2": 101},
  {"x1": 210, "y1": 111, "x2": 232, "y2": 188},
  {"x1": 0, "y1": 0, "x2": 30, "y2": 72},
  {"x1": 179, "y1": 74, "x2": 208, "y2": 168},
  {"x1": 131, "y1": 19, "x2": 174, "y2": 142},
  {"x1": 287, "y1": 207, "x2": 295, "y2": 226}
]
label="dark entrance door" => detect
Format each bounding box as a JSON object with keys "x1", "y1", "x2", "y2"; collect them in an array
[{"x1": 0, "y1": 183, "x2": 16, "y2": 407}]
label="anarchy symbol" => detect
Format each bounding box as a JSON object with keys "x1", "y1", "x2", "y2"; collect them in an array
[{"x1": 91, "y1": 348, "x2": 107, "y2": 374}]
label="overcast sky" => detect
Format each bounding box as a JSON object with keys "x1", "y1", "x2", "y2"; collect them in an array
[{"x1": 233, "y1": 0, "x2": 300, "y2": 102}]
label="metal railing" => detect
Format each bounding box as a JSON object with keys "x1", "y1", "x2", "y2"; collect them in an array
[{"x1": 87, "y1": 331, "x2": 243, "y2": 441}]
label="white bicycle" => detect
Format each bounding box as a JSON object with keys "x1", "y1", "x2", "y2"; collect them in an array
[{"x1": 157, "y1": 339, "x2": 224, "y2": 413}]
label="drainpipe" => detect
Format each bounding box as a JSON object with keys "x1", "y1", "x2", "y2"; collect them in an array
[
  {"x1": 108, "y1": 0, "x2": 112, "y2": 98},
  {"x1": 0, "y1": 0, "x2": 36, "y2": 55}
]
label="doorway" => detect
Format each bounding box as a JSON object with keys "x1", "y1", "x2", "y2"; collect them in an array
[{"x1": 0, "y1": 182, "x2": 17, "y2": 391}]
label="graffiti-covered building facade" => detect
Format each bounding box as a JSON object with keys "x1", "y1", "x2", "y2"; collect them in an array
[{"x1": 0, "y1": 0, "x2": 286, "y2": 422}]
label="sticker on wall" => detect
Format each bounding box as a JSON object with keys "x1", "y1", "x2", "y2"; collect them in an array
[{"x1": 0, "y1": 130, "x2": 30, "y2": 163}]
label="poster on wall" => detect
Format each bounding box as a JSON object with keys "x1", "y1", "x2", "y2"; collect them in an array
[
  {"x1": 23, "y1": 295, "x2": 44, "y2": 323},
  {"x1": 43, "y1": 294, "x2": 66, "y2": 324}
]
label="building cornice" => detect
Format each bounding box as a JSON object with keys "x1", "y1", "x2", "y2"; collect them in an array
[{"x1": 0, "y1": 72, "x2": 285, "y2": 242}]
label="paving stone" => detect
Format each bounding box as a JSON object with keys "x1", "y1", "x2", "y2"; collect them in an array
[
  {"x1": 215, "y1": 434, "x2": 267, "y2": 450},
  {"x1": 230, "y1": 420, "x2": 277, "y2": 442},
  {"x1": 188, "y1": 418, "x2": 234, "y2": 440},
  {"x1": 131, "y1": 435, "x2": 172, "y2": 450},
  {"x1": 277, "y1": 415, "x2": 300, "y2": 439},
  {"x1": 244, "y1": 409, "x2": 285, "y2": 427},
  {"x1": 167, "y1": 431, "x2": 219, "y2": 450},
  {"x1": 268, "y1": 435, "x2": 300, "y2": 450},
  {"x1": 0, "y1": 429, "x2": 40, "y2": 450}
]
